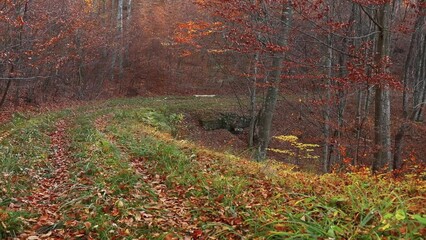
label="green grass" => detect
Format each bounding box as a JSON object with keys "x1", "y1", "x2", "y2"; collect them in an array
[
  {"x1": 0, "y1": 96, "x2": 425, "y2": 239},
  {"x1": 0, "y1": 110, "x2": 72, "y2": 237}
]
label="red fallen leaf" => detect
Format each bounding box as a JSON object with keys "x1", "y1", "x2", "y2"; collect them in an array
[
  {"x1": 419, "y1": 227, "x2": 426, "y2": 236},
  {"x1": 103, "y1": 205, "x2": 112, "y2": 213},
  {"x1": 118, "y1": 183, "x2": 128, "y2": 190},
  {"x1": 274, "y1": 224, "x2": 287, "y2": 231},
  {"x1": 80, "y1": 214, "x2": 89, "y2": 221},
  {"x1": 192, "y1": 229, "x2": 203, "y2": 239},
  {"x1": 215, "y1": 194, "x2": 224, "y2": 202}
]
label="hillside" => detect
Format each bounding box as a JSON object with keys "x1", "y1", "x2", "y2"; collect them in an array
[{"x1": 0, "y1": 97, "x2": 425, "y2": 239}]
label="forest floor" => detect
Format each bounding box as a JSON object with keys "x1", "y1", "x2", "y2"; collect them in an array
[{"x1": 0, "y1": 97, "x2": 425, "y2": 239}]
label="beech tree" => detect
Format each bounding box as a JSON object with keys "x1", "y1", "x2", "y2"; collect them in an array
[
  {"x1": 256, "y1": 2, "x2": 293, "y2": 160},
  {"x1": 372, "y1": 1, "x2": 393, "y2": 172},
  {"x1": 393, "y1": 0, "x2": 425, "y2": 170}
]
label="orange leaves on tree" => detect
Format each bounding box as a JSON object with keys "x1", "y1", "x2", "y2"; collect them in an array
[
  {"x1": 180, "y1": 50, "x2": 192, "y2": 57},
  {"x1": 174, "y1": 21, "x2": 222, "y2": 45},
  {"x1": 17, "y1": 16, "x2": 25, "y2": 26},
  {"x1": 352, "y1": 0, "x2": 393, "y2": 6}
]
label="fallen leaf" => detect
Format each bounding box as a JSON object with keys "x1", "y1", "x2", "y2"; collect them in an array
[
  {"x1": 274, "y1": 224, "x2": 287, "y2": 231},
  {"x1": 84, "y1": 221, "x2": 92, "y2": 229},
  {"x1": 134, "y1": 212, "x2": 142, "y2": 221},
  {"x1": 40, "y1": 231, "x2": 52, "y2": 238},
  {"x1": 27, "y1": 236, "x2": 40, "y2": 240},
  {"x1": 111, "y1": 207, "x2": 120, "y2": 216},
  {"x1": 164, "y1": 233, "x2": 176, "y2": 240},
  {"x1": 116, "y1": 200, "x2": 124, "y2": 208},
  {"x1": 192, "y1": 229, "x2": 203, "y2": 238},
  {"x1": 215, "y1": 194, "x2": 224, "y2": 202}
]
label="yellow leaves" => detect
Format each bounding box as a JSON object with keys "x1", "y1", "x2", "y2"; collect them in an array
[
  {"x1": 395, "y1": 209, "x2": 406, "y2": 221},
  {"x1": 174, "y1": 21, "x2": 223, "y2": 45},
  {"x1": 380, "y1": 209, "x2": 410, "y2": 232},
  {"x1": 274, "y1": 135, "x2": 299, "y2": 142},
  {"x1": 194, "y1": 0, "x2": 207, "y2": 4},
  {"x1": 84, "y1": 0, "x2": 93, "y2": 8},
  {"x1": 115, "y1": 199, "x2": 124, "y2": 208},
  {"x1": 269, "y1": 135, "x2": 320, "y2": 160},
  {"x1": 380, "y1": 222, "x2": 391, "y2": 231},
  {"x1": 207, "y1": 49, "x2": 229, "y2": 54},
  {"x1": 268, "y1": 148, "x2": 295, "y2": 156},
  {"x1": 274, "y1": 135, "x2": 320, "y2": 150}
]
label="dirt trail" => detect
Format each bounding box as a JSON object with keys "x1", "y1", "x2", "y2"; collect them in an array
[
  {"x1": 18, "y1": 120, "x2": 73, "y2": 239},
  {"x1": 130, "y1": 158, "x2": 197, "y2": 233},
  {"x1": 93, "y1": 115, "x2": 201, "y2": 237}
]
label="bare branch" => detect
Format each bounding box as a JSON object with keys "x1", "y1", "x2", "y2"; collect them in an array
[{"x1": 0, "y1": 76, "x2": 51, "y2": 81}]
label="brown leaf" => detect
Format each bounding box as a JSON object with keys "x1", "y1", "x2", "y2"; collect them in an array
[
  {"x1": 215, "y1": 194, "x2": 224, "y2": 202},
  {"x1": 84, "y1": 221, "x2": 92, "y2": 229},
  {"x1": 164, "y1": 233, "x2": 177, "y2": 240},
  {"x1": 274, "y1": 224, "x2": 287, "y2": 231},
  {"x1": 40, "y1": 231, "x2": 52, "y2": 238},
  {"x1": 111, "y1": 207, "x2": 120, "y2": 216}
]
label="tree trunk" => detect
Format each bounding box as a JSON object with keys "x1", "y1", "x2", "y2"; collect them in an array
[
  {"x1": 372, "y1": 3, "x2": 392, "y2": 172},
  {"x1": 249, "y1": 52, "x2": 259, "y2": 148},
  {"x1": 393, "y1": 3, "x2": 425, "y2": 170},
  {"x1": 353, "y1": 3, "x2": 371, "y2": 166},
  {"x1": 323, "y1": 27, "x2": 333, "y2": 173},
  {"x1": 256, "y1": 2, "x2": 292, "y2": 160},
  {"x1": 117, "y1": 0, "x2": 124, "y2": 78},
  {"x1": 0, "y1": 62, "x2": 14, "y2": 108},
  {"x1": 413, "y1": 33, "x2": 426, "y2": 121},
  {"x1": 124, "y1": 0, "x2": 133, "y2": 63},
  {"x1": 0, "y1": 79, "x2": 12, "y2": 108}
]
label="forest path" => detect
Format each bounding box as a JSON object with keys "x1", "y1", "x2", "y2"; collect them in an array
[
  {"x1": 18, "y1": 119, "x2": 74, "y2": 239},
  {"x1": 93, "y1": 114, "x2": 202, "y2": 238}
]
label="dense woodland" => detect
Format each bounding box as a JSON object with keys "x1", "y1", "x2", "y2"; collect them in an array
[
  {"x1": 1, "y1": 0, "x2": 426, "y2": 239},
  {"x1": 1, "y1": 0, "x2": 426, "y2": 172},
  {"x1": 0, "y1": 0, "x2": 426, "y2": 172}
]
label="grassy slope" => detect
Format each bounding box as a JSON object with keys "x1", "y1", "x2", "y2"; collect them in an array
[{"x1": 0, "y1": 97, "x2": 425, "y2": 239}]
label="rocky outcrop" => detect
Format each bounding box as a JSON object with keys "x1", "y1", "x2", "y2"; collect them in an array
[{"x1": 199, "y1": 112, "x2": 251, "y2": 134}]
